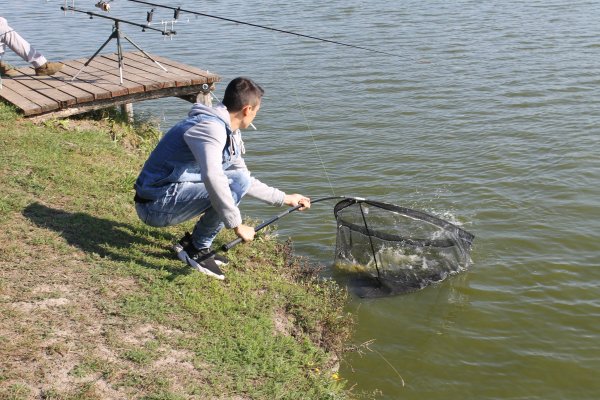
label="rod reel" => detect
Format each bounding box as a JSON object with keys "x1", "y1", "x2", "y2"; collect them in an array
[
  {"x1": 143, "y1": 6, "x2": 188, "y2": 40},
  {"x1": 95, "y1": 1, "x2": 113, "y2": 12},
  {"x1": 62, "y1": 0, "x2": 76, "y2": 15}
]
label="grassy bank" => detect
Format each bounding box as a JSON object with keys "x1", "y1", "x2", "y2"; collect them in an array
[{"x1": 0, "y1": 103, "x2": 355, "y2": 399}]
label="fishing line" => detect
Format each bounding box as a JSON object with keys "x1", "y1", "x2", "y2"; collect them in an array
[
  {"x1": 372, "y1": 348, "x2": 405, "y2": 387},
  {"x1": 124, "y1": 0, "x2": 417, "y2": 61},
  {"x1": 268, "y1": 29, "x2": 336, "y2": 196}
]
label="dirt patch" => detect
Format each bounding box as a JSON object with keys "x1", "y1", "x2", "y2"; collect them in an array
[
  {"x1": 1, "y1": 216, "x2": 131, "y2": 397},
  {"x1": 11, "y1": 297, "x2": 71, "y2": 312},
  {"x1": 273, "y1": 307, "x2": 296, "y2": 336}
]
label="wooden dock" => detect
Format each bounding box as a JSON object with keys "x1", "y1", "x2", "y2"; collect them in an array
[{"x1": 0, "y1": 51, "x2": 220, "y2": 121}]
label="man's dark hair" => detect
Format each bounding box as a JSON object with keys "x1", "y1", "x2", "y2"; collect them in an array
[{"x1": 222, "y1": 77, "x2": 264, "y2": 112}]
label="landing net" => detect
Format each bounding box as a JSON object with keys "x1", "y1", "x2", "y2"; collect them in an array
[{"x1": 333, "y1": 198, "x2": 475, "y2": 297}]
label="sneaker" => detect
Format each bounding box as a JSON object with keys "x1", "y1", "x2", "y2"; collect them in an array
[
  {"x1": 182, "y1": 243, "x2": 225, "y2": 280},
  {"x1": 0, "y1": 61, "x2": 18, "y2": 77},
  {"x1": 173, "y1": 232, "x2": 229, "y2": 266},
  {"x1": 173, "y1": 232, "x2": 193, "y2": 263},
  {"x1": 34, "y1": 61, "x2": 63, "y2": 76}
]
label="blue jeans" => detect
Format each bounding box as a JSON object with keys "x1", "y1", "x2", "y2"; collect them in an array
[{"x1": 135, "y1": 170, "x2": 251, "y2": 249}]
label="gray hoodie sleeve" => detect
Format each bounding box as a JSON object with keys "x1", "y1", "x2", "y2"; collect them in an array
[
  {"x1": 247, "y1": 176, "x2": 286, "y2": 207},
  {"x1": 228, "y1": 157, "x2": 286, "y2": 206},
  {"x1": 183, "y1": 119, "x2": 244, "y2": 229},
  {"x1": 226, "y1": 131, "x2": 286, "y2": 206}
]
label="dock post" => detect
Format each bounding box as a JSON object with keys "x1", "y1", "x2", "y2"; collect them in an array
[
  {"x1": 197, "y1": 83, "x2": 215, "y2": 107},
  {"x1": 121, "y1": 103, "x2": 134, "y2": 124}
]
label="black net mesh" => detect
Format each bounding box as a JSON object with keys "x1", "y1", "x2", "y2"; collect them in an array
[{"x1": 333, "y1": 199, "x2": 475, "y2": 297}]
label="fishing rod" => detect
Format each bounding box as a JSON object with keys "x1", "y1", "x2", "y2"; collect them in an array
[
  {"x1": 221, "y1": 195, "x2": 363, "y2": 251},
  {"x1": 125, "y1": 0, "x2": 404, "y2": 59},
  {"x1": 61, "y1": 5, "x2": 176, "y2": 35}
]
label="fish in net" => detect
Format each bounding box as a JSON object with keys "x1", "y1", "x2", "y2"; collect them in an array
[
  {"x1": 219, "y1": 196, "x2": 474, "y2": 298},
  {"x1": 332, "y1": 198, "x2": 475, "y2": 298}
]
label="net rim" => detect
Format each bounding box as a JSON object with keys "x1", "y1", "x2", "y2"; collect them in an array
[
  {"x1": 333, "y1": 198, "x2": 475, "y2": 246},
  {"x1": 337, "y1": 219, "x2": 458, "y2": 248}
]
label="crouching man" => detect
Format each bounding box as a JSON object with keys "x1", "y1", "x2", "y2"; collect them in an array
[{"x1": 133, "y1": 77, "x2": 310, "y2": 279}]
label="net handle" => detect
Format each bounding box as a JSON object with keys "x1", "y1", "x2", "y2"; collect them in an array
[{"x1": 221, "y1": 195, "x2": 360, "y2": 251}]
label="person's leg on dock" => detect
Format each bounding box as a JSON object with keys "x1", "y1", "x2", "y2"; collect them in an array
[{"x1": 0, "y1": 17, "x2": 62, "y2": 76}]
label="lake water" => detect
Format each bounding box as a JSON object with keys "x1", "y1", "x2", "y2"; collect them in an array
[{"x1": 3, "y1": 1, "x2": 599, "y2": 398}]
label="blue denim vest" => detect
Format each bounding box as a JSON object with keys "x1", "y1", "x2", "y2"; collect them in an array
[{"x1": 134, "y1": 112, "x2": 242, "y2": 200}]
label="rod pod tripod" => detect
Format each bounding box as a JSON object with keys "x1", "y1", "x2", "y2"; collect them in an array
[
  {"x1": 61, "y1": 6, "x2": 175, "y2": 84},
  {"x1": 72, "y1": 20, "x2": 167, "y2": 84}
]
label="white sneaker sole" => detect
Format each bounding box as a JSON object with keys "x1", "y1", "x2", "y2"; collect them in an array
[
  {"x1": 173, "y1": 243, "x2": 227, "y2": 266},
  {"x1": 185, "y1": 255, "x2": 225, "y2": 280},
  {"x1": 173, "y1": 243, "x2": 187, "y2": 262}
]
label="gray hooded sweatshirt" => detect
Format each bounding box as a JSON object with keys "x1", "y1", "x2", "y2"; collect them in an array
[{"x1": 134, "y1": 103, "x2": 286, "y2": 229}]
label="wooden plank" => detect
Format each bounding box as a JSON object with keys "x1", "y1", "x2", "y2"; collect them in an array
[
  {"x1": 151, "y1": 57, "x2": 217, "y2": 84},
  {"x1": 14, "y1": 68, "x2": 88, "y2": 107},
  {"x1": 0, "y1": 83, "x2": 43, "y2": 115},
  {"x1": 0, "y1": 77, "x2": 59, "y2": 113},
  {"x1": 103, "y1": 53, "x2": 179, "y2": 89},
  {"x1": 82, "y1": 56, "x2": 147, "y2": 95},
  {"x1": 66, "y1": 59, "x2": 132, "y2": 97},
  {"x1": 140, "y1": 52, "x2": 219, "y2": 80},
  {"x1": 59, "y1": 60, "x2": 128, "y2": 97},
  {"x1": 27, "y1": 74, "x2": 95, "y2": 104},
  {"x1": 126, "y1": 52, "x2": 206, "y2": 86},
  {"x1": 55, "y1": 61, "x2": 115, "y2": 101},
  {"x1": 8, "y1": 73, "x2": 76, "y2": 108},
  {"x1": 93, "y1": 54, "x2": 169, "y2": 91},
  {"x1": 29, "y1": 84, "x2": 209, "y2": 122},
  {"x1": 103, "y1": 54, "x2": 171, "y2": 88},
  {"x1": 39, "y1": 77, "x2": 96, "y2": 104},
  {"x1": 85, "y1": 55, "x2": 151, "y2": 91},
  {"x1": 125, "y1": 52, "x2": 195, "y2": 87},
  {"x1": 2, "y1": 51, "x2": 221, "y2": 119},
  {"x1": 64, "y1": 54, "x2": 142, "y2": 95},
  {"x1": 9, "y1": 64, "x2": 97, "y2": 105}
]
